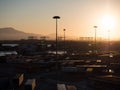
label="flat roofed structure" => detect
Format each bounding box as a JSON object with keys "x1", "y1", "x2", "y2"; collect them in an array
[
  {"x1": 57, "y1": 84, "x2": 77, "y2": 90},
  {"x1": 89, "y1": 75, "x2": 120, "y2": 90},
  {"x1": 66, "y1": 85, "x2": 77, "y2": 90}
]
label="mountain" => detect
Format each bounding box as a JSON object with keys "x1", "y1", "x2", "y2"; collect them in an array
[
  {"x1": 0, "y1": 27, "x2": 41, "y2": 40},
  {"x1": 0, "y1": 27, "x2": 78, "y2": 40}
]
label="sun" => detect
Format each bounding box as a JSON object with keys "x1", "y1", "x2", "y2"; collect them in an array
[
  {"x1": 99, "y1": 14, "x2": 117, "y2": 40},
  {"x1": 101, "y1": 14, "x2": 115, "y2": 30}
]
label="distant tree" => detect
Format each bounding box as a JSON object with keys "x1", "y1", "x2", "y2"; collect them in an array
[{"x1": 28, "y1": 36, "x2": 37, "y2": 40}]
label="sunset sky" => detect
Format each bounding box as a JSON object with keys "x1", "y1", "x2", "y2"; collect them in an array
[{"x1": 0, "y1": 0, "x2": 120, "y2": 40}]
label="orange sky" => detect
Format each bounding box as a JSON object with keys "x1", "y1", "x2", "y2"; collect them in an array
[{"x1": 0, "y1": 0, "x2": 120, "y2": 40}]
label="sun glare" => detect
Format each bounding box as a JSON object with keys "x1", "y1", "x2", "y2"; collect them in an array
[
  {"x1": 99, "y1": 14, "x2": 117, "y2": 40},
  {"x1": 101, "y1": 15, "x2": 115, "y2": 30}
]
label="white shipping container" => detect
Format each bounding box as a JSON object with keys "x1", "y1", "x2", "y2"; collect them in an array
[{"x1": 24, "y1": 79, "x2": 36, "y2": 90}]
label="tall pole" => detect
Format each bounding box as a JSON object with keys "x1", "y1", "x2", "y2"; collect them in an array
[
  {"x1": 63, "y1": 29, "x2": 66, "y2": 55},
  {"x1": 53, "y1": 16, "x2": 60, "y2": 76},
  {"x1": 108, "y1": 29, "x2": 112, "y2": 68},
  {"x1": 94, "y1": 26, "x2": 98, "y2": 57},
  {"x1": 108, "y1": 30, "x2": 110, "y2": 55}
]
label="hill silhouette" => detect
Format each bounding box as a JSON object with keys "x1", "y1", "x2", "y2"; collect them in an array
[{"x1": 0, "y1": 27, "x2": 41, "y2": 40}]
